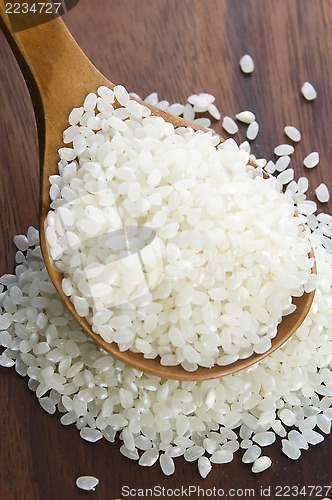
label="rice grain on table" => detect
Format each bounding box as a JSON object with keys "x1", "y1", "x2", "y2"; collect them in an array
[
  {"x1": 246, "y1": 121, "x2": 259, "y2": 140},
  {"x1": 296, "y1": 200, "x2": 317, "y2": 216},
  {"x1": 301, "y1": 81, "x2": 317, "y2": 101},
  {"x1": 274, "y1": 144, "x2": 295, "y2": 156},
  {"x1": 167, "y1": 103, "x2": 185, "y2": 116},
  {"x1": 277, "y1": 168, "x2": 294, "y2": 186},
  {"x1": 239, "y1": 54, "x2": 255, "y2": 74},
  {"x1": 276, "y1": 156, "x2": 291, "y2": 172},
  {"x1": 183, "y1": 103, "x2": 195, "y2": 121},
  {"x1": 281, "y1": 439, "x2": 301, "y2": 460},
  {"x1": 222, "y1": 116, "x2": 238, "y2": 134},
  {"x1": 198, "y1": 456, "x2": 212, "y2": 478},
  {"x1": 236, "y1": 111, "x2": 256, "y2": 124},
  {"x1": 239, "y1": 141, "x2": 251, "y2": 154},
  {"x1": 0, "y1": 189, "x2": 331, "y2": 478},
  {"x1": 144, "y1": 92, "x2": 159, "y2": 106},
  {"x1": 187, "y1": 93, "x2": 215, "y2": 112},
  {"x1": 207, "y1": 103, "x2": 221, "y2": 120},
  {"x1": 304, "y1": 152, "x2": 319, "y2": 168},
  {"x1": 242, "y1": 445, "x2": 262, "y2": 464},
  {"x1": 284, "y1": 126, "x2": 301, "y2": 142},
  {"x1": 297, "y1": 177, "x2": 309, "y2": 193},
  {"x1": 315, "y1": 183, "x2": 330, "y2": 203},
  {"x1": 76, "y1": 476, "x2": 99, "y2": 491},
  {"x1": 155, "y1": 99, "x2": 169, "y2": 110}
]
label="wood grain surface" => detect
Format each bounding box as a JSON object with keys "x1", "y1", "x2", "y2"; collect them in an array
[{"x1": 0, "y1": 1, "x2": 331, "y2": 499}]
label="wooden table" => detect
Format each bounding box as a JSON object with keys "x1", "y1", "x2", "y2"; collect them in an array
[{"x1": 0, "y1": 1, "x2": 331, "y2": 498}]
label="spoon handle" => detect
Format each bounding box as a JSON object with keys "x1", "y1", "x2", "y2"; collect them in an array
[
  {"x1": 0, "y1": 0, "x2": 109, "y2": 216},
  {"x1": 0, "y1": 1, "x2": 100, "y2": 112}
]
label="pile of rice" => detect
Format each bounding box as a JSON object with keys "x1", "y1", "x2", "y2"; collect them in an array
[
  {"x1": 44, "y1": 85, "x2": 314, "y2": 371},
  {"x1": 0, "y1": 91, "x2": 331, "y2": 478}
]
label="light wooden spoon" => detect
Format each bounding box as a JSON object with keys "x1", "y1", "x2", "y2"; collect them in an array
[{"x1": 0, "y1": 2, "x2": 315, "y2": 380}]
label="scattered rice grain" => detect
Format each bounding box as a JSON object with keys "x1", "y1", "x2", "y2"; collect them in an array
[
  {"x1": 301, "y1": 81, "x2": 317, "y2": 101},
  {"x1": 239, "y1": 54, "x2": 255, "y2": 74}
]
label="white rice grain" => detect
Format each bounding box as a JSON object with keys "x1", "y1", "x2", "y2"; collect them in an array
[
  {"x1": 252, "y1": 432, "x2": 276, "y2": 447},
  {"x1": 222, "y1": 116, "x2": 238, "y2": 134},
  {"x1": 159, "y1": 454, "x2": 175, "y2": 475},
  {"x1": 274, "y1": 144, "x2": 295, "y2": 156},
  {"x1": 1, "y1": 90, "x2": 332, "y2": 482},
  {"x1": 251, "y1": 456, "x2": 272, "y2": 473},
  {"x1": 277, "y1": 168, "x2": 294, "y2": 186},
  {"x1": 207, "y1": 103, "x2": 221, "y2": 120},
  {"x1": 246, "y1": 121, "x2": 259, "y2": 140},
  {"x1": 242, "y1": 445, "x2": 262, "y2": 464},
  {"x1": 276, "y1": 156, "x2": 291, "y2": 172},
  {"x1": 45, "y1": 87, "x2": 313, "y2": 371},
  {"x1": 139, "y1": 448, "x2": 159, "y2": 467},
  {"x1": 210, "y1": 449, "x2": 233, "y2": 464},
  {"x1": 296, "y1": 200, "x2": 317, "y2": 216},
  {"x1": 239, "y1": 54, "x2": 255, "y2": 74},
  {"x1": 304, "y1": 152, "x2": 319, "y2": 168},
  {"x1": 264, "y1": 160, "x2": 276, "y2": 174},
  {"x1": 198, "y1": 456, "x2": 212, "y2": 478},
  {"x1": 284, "y1": 125, "x2": 301, "y2": 142},
  {"x1": 188, "y1": 93, "x2": 215, "y2": 112},
  {"x1": 281, "y1": 439, "x2": 301, "y2": 459},
  {"x1": 80, "y1": 427, "x2": 103, "y2": 443},
  {"x1": 76, "y1": 476, "x2": 99, "y2": 491},
  {"x1": 301, "y1": 81, "x2": 317, "y2": 101},
  {"x1": 236, "y1": 111, "x2": 256, "y2": 123}
]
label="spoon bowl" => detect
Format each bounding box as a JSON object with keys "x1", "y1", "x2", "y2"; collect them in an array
[{"x1": 0, "y1": 2, "x2": 316, "y2": 380}]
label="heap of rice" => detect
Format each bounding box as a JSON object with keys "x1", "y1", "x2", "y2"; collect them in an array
[{"x1": 44, "y1": 85, "x2": 314, "y2": 371}]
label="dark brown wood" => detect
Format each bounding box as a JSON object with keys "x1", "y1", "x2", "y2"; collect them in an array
[{"x1": 0, "y1": 0, "x2": 331, "y2": 498}]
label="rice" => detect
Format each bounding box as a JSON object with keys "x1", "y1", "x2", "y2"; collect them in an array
[
  {"x1": 274, "y1": 144, "x2": 295, "y2": 156},
  {"x1": 315, "y1": 183, "x2": 330, "y2": 203},
  {"x1": 276, "y1": 156, "x2": 291, "y2": 172},
  {"x1": 76, "y1": 476, "x2": 99, "y2": 491},
  {"x1": 0, "y1": 213, "x2": 330, "y2": 477},
  {"x1": 239, "y1": 54, "x2": 255, "y2": 74},
  {"x1": 0, "y1": 92, "x2": 331, "y2": 481},
  {"x1": 13, "y1": 234, "x2": 29, "y2": 252},
  {"x1": 304, "y1": 152, "x2": 319, "y2": 168},
  {"x1": 296, "y1": 200, "x2": 317, "y2": 216},
  {"x1": 277, "y1": 168, "x2": 294, "y2": 186},
  {"x1": 246, "y1": 121, "x2": 259, "y2": 140},
  {"x1": 236, "y1": 111, "x2": 255, "y2": 124},
  {"x1": 184, "y1": 95, "x2": 222, "y2": 121},
  {"x1": 222, "y1": 116, "x2": 238, "y2": 134},
  {"x1": 198, "y1": 456, "x2": 212, "y2": 478},
  {"x1": 44, "y1": 85, "x2": 314, "y2": 372},
  {"x1": 239, "y1": 140, "x2": 251, "y2": 154},
  {"x1": 281, "y1": 439, "x2": 301, "y2": 460},
  {"x1": 252, "y1": 431, "x2": 276, "y2": 447},
  {"x1": 301, "y1": 82, "x2": 317, "y2": 101},
  {"x1": 264, "y1": 161, "x2": 276, "y2": 174},
  {"x1": 251, "y1": 456, "x2": 272, "y2": 473},
  {"x1": 207, "y1": 103, "x2": 221, "y2": 120},
  {"x1": 284, "y1": 126, "x2": 301, "y2": 142}
]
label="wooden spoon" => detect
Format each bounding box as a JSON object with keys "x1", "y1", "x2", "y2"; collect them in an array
[{"x1": 0, "y1": 2, "x2": 315, "y2": 380}]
